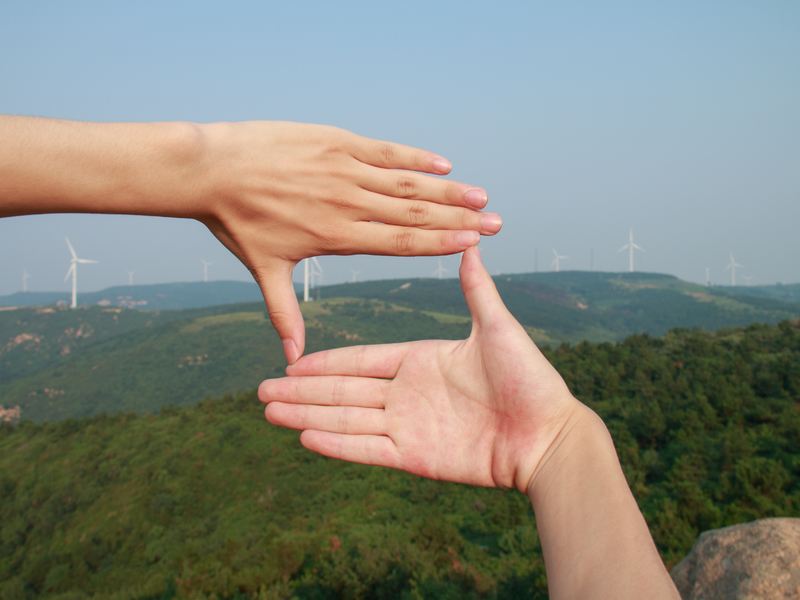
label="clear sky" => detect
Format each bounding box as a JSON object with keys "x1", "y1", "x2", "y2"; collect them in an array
[{"x1": 1, "y1": 1, "x2": 798, "y2": 295}]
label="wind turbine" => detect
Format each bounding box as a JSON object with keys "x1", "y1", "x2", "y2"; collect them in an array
[
  {"x1": 64, "y1": 237, "x2": 98, "y2": 309},
  {"x1": 705, "y1": 267, "x2": 711, "y2": 287},
  {"x1": 433, "y1": 258, "x2": 449, "y2": 279},
  {"x1": 723, "y1": 252, "x2": 743, "y2": 286},
  {"x1": 303, "y1": 257, "x2": 324, "y2": 301},
  {"x1": 349, "y1": 268, "x2": 360, "y2": 283},
  {"x1": 617, "y1": 228, "x2": 645, "y2": 273},
  {"x1": 742, "y1": 275, "x2": 754, "y2": 287},
  {"x1": 200, "y1": 259, "x2": 213, "y2": 282},
  {"x1": 22, "y1": 269, "x2": 32, "y2": 293},
  {"x1": 551, "y1": 247, "x2": 569, "y2": 272},
  {"x1": 127, "y1": 270, "x2": 136, "y2": 286}
]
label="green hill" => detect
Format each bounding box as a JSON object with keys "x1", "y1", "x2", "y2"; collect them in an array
[
  {"x1": 2, "y1": 320, "x2": 799, "y2": 599},
  {"x1": 2, "y1": 271, "x2": 799, "y2": 424}
]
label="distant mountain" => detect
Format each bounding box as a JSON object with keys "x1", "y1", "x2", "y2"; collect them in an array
[
  {"x1": 1, "y1": 270, "x2": 798, "y2": 423},
  {"x1": 0, "y1": 280, "x2": 269, "y2": 309}
]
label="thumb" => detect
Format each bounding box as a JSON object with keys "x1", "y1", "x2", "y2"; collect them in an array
[
  {"x1": 459, "y1": 246, "x2": 511, "y2": 330},
  {"x1": 257, "y1": 263, "x2": 305, "y2": 364}
]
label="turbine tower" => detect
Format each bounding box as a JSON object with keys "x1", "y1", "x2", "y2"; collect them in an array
[
  {"x1": 705, "y1": 267, "x2": 711, "y2": 287},
  {"x1": 349, "y1": 268, "x2": 360, "y2": 283},
  {"x1": 127, "y1": 270, "x2": 136, "y2": 286},
  {"x1": 22, "y1": 269, "x2": 32, "y2": 293},
  {"x1": 200, "y1": 259, "x2": 213, "y2": 282},
  {"x1": 551, "y1": 247, "x2": 569, "y2": 272},
  {"x1": 723, "y1": 252, "x2": 743, "y2": 286},
  {"x1": 303, "y1": 257, "x2": 324, "y2": 301},
  {"x1": 617, "y1": 228, "x2": 645, "y2": 273},
  {"x1": 433, "y1": 258, "x2": 449, "y2": 279},
  {"x1": 64, "y1": 237, "x2": 98, "y2": 309}
]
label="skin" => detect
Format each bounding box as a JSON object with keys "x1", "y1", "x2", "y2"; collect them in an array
[
  {"x1": 259, "y1": 247, "x2": 680, "y2": 600},
  {"x1": 0, "y1": 116, "x2": 501, "y2": 363}
]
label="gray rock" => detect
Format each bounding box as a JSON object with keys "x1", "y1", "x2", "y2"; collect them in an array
[{"x1": 671, "y1": 518, "x2": 800, "y2": 599}]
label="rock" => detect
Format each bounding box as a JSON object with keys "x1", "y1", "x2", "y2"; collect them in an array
[{"x1": 671, "y1": 518, "x2": 800, "y2": 599}]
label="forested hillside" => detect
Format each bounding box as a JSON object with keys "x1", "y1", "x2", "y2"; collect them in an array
[
  {"x1": 2, "y1": 272, "x2": 798, "y2": 424},
  {"x1": 1, "y1": 320, "x2": 799, "y2": 599}
]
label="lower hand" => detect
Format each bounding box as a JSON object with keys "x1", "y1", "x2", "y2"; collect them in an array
[{"x1": 258, "y1": 246, "x2": 577, "y2": 492}]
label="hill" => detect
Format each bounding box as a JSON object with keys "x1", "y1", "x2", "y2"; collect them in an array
[
  {"x1": 2, "y1": 320, "x2": 799, "y2": 599},
  {"x1": 0, "y1": 281, "x2": 268, "y2": 310},
  {"x1": 2, "y1": 271, "x2": 799, "y2": 423}
]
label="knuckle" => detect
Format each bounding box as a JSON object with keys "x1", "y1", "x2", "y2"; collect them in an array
[
  {"x1": 405, "y1": 203, "x2": 430, "y2": 227},
  {"x1": 379, "y1": 144, "x2": 395, "y2": 165},
  {"x1": 396, "y1": 177, "x2": 419, "y2": 198},
  {"x1": 338, "y1": 407, "x2": 349, "y2": 434},
  {"x1": 267, "y1": 308, "x2": 292, "y2": 332},
  {"x1": 392, "y1": 229, "x2": 417, "y2": 255},
  {"x1": 326, "y1": 194, "x2": 357, "y2": 212},
  {"x1": 332, "y1": 376, "x2": 346, "y2": 406}
]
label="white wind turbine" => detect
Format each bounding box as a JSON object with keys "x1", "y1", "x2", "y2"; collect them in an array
[
  {"x1": 617, "y1": 228, "x2": 645, "y2": 273},
  {"x1": 22, "y1": 269, "x2": 32, "y2": 293},
  {"x1": 349, "y1": 268, "x2": 360, "y2": 283},
  {"x1": 433, "y1": 258, "x2": 449, "y2": 279},
  {"x1": 723, "y1": 252, "x2": 743, "y2": 286},
  {"x1": 200, "y1": 259, "x2": 213, "y2": 282},
  {"x1": 64, "y1": 237, "x2": 98, "y2": 309},
  {"x1": 127, "y1": 270, "x2": 136, "y2": 286},
  {"x1": 303, "y1": 257, "x2": 323, "y2": 301},
  {"x1": 551, "y1": 247, "x2": 569, "y2": 272},
  {"x1": 742, "y1": 274, "x2": 754, "y2": 287},
  {"x1": 705, "y1": 267, "x2": 711, "y2": 287}
]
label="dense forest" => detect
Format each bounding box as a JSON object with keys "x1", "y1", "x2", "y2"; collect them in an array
[
  {"x1": 1, "y1": 319, "x2": 799, "y2": 599},
  {"x1": 3, "y1": 271, "x2": 798, "y2": 424}
]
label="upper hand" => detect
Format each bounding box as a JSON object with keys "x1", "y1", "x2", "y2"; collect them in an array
[
  {"x1": 195, "y1": 122, "x2": 502, "y2": 364},
  {"x1": 258, "y1": 247, "x2": 578, "y2": 492}
]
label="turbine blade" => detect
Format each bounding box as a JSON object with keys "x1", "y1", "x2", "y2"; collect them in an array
[
  {"x1": 723, "y1": 264, "x2": 731, "y2": 271},
  {"x1": 65, "y1": 237, "x2": 77, "y2": 259},
  {"x1": 76, "y1": 259, "x2": 99, "y2": 264},
  {"x1": 632, "y1": 244, "x2": 645, "y2": 252},
  {"x1": 618, "y1": 244, "x2": 629, "y2": 252},
  {"x1": 64, "y1": 264, "x2": 75, "y2": 282},
  {"x1": 311, "y1": 256, "x2": 323, "y2": 271}
]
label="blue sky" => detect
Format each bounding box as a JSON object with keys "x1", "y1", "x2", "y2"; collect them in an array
[{"x1": 1, "y1": 1, "x2": 798, "y2": 295}]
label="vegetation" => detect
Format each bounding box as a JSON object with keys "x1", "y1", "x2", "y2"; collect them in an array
[
  {"x1": 2, "y1": 319, "x2": 799, "y2": 599},
  {"x1": 2, "y1": 272, "x2": 798, "y2": 424}
]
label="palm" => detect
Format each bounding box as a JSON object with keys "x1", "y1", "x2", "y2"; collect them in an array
[{"x1": 259, "y1": 248, "x2": 576, "y2": 493}]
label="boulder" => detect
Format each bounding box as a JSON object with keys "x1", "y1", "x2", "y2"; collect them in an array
[{"x1": 671, "y1": 518, "x2": 800, "y2": 599}]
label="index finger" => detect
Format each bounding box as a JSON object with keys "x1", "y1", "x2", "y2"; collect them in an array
[
  {"x1": 286, "y1": 343, "x2": 412, "y2": 378},
  {"x1": 349, "y1": 134, "x2": 453, "y2": 175}
]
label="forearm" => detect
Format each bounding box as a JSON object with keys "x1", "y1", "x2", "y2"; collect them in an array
[
  {"x1": 528, "y1": 404, "x2": 679, "y2": 600},
  {"x1": 0, "y1": 115, "x2": 207, "y2": 219}
]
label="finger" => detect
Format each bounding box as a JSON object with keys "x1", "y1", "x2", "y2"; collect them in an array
[
  {"x1": 286, "y1": 343, "x2": 410, "y2": 378},
  {"x1": 356, "y1": 165, "x2": 489, "y2": 210},
  {"x1": 358, "y1": 193, "x2": 502, "y2": 235},
  {"x1": 349, "y1": 135, "x2": 453, "y2": 175},
  {"x1": 265, "y1": 403, "x2": 385, "y2": 435},
  {"x1": 258, "y1": 376, "x2": 389, "y2": 409},
  {"x1": 256, "y1": 264, "x2": 305, "y2": 364},
  {"x1": 459, "y1": 246, "x2": 512, "y2": 329},
  {"x1": 300, "y1": 430, "x2": 401, "y2": 469},
  {"x1": 336, "y1": 222, "x2": 480, "y2": 256}
]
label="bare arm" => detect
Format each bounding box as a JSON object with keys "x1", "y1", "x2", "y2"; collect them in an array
[
  {"x1": 0, "y1": 115, "x2": 501, "y2": 362},
  {"x1": 259, "y1": 247, "x2": 679, "y2": 600}
]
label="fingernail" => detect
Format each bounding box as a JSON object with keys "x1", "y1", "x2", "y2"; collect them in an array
[
  {"x1": 458, "y1": 230, "x2": 480, "y2": 247},
  {"x1": 481, "y1": 213, "x2": 503, "y2": 233},
  {"x1": 433, "y1": 158, "x2": 452, "y2": 174},
  {"x1": 465, "y1": 189, "x2": 488, "y2": 209},
  {"x1": 282, "y1": 339, "x2": 298, "y2": 364}
]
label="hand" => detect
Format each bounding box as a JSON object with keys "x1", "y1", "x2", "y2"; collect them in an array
[
  {"x1": 0, "y1": 116, "x2": 500, "y2": 365},
  {"x1": 258, "y1": 246, "x2": 577, "y2": 492},
  {"x1": 195, "y1": 122, "x2": 501, "y2": 364}
]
